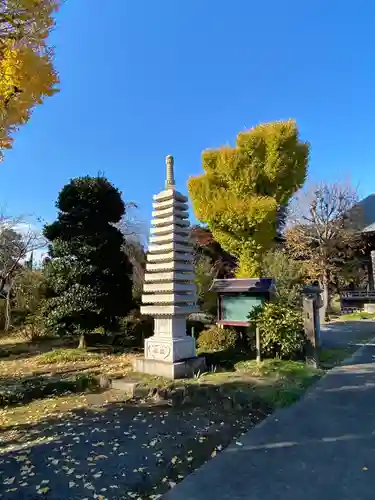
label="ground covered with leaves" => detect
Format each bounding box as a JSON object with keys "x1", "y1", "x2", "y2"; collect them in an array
[
  {"x1": 0, "y1": 390, "x2": 268, "y2": 499},
  {"x1": 0, "y1": 336, "x2": 322, "y2": 499}
]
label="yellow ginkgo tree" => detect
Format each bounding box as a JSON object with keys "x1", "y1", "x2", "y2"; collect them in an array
[
  {"x1": 188, "y1": 120, "x2": 309, "y2": 278},
  {"x1": 0, "y1": 0, "x2": 60, "y2": 160}
]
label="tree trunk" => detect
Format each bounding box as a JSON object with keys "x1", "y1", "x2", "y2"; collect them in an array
[
  {"x1": 255, "y1": 326, "x2": 262, "y2": 364},
  {"x1": 78, "y1": 333, "x2": 87, "y2": 349},
  {"x1": 4, "y1": 287, "x2": 11, "y2": 332},
  {"x1": 320, "y1": 268, "x2": 330, "y2": 323}
]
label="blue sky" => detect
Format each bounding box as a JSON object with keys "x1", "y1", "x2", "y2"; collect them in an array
[{"x1": 1, "y1": 0, "x2": 374, "y2": 230}]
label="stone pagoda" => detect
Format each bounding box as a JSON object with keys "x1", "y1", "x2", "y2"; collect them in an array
[{"x1": 134, "y1": 155, "x2": 205, "y2": 379}]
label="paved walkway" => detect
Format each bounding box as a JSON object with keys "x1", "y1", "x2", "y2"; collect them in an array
[
  {"x1": 166, "y1": 332, "x2": 375, "y2": 500},
  {"x1": 320, "y1": 319, "x2": 375, "y2": 349}
]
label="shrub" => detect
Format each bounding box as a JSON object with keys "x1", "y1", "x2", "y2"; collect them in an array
[
  {"x1": 36, "y1": 348, "x2": 100, "y2": 364},
  {"x1": 118, "y1": 309, "x2": 154, "y2": 347},
  {"x1": 15, "y1": 313, "x2": 50, "y2": 342},
  {"x1": 187, "y1": 319, "x2": 208, "y2": 338},
  {"x1": 261, "y1": 249, "x2": 305, "y2": 306},
  {"x1": 248, "y1": 302, "x2": 305, "y2": 359},
  {"x1": 197, "y1": 325, "x2": 237, "y2": 352}
]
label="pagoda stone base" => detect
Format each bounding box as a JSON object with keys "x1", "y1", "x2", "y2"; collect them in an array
[
  {"x1": 134, "y1": 356, "x2": 206, "y2": 379},
  {"x1": 145, "y1": 335, "x2": 196, "y2": 363},
  {"x1": 134, "y1": 334, "x2": 206, "y2": 379}
]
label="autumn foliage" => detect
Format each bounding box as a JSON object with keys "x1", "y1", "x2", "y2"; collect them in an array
[
  {"x1": 189, "y1": 120, "x2": 309, "y2": 277},
  {"x1": 0, "y1": 0, "x2": 60, "y2": 159}
]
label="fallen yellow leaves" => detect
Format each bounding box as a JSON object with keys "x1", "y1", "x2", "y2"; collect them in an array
[
  {"x1": 3, "y1": 476, "x2": 15, "y2": 485},
  {"x1": 36, "y1": 480, "x2": 50, "y2": 495}
]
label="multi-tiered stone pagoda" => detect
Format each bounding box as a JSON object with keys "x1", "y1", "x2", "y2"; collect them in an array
[{"x1": 134, "y1": 155, "x2": 205, "y2": 379}]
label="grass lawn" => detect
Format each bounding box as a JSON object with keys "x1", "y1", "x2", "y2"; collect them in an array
[
  {"x1": 0, "y1": 333, "x2": 323, "y2": 427},
  {"x1": 0, "y1": 337, "x2": 136, "y2": 380},
  {"x1": 337, "y1": 311, "x2": 375, "y2": 321}
]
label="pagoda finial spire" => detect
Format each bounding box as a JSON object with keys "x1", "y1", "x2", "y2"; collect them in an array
[{"x1": 165, "y1": 155, "x2": 175, "y2": 189}]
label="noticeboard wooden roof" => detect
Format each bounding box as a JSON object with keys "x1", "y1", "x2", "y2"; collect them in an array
[{"x1": 209, "y1": 278, "x2": 276, "y2": 294}]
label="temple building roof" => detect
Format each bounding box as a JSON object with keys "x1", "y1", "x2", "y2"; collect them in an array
[{"x1": 349, "y1": 193, "x2": 375, "y2": 234}]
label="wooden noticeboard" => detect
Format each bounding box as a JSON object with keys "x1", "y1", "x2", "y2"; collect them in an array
[{"x1": 221, "y1": 294, "x2": 264, "y2": 324}]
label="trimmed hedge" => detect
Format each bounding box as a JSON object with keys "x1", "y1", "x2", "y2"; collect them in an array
[{"x1": 197, "y1": 325, "x2": 237, "y2": 352}]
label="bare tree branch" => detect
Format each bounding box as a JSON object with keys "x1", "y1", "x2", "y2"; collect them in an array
[
  {"x1": 0, "y1": 213, "x2": 45, "y2": 294},
  {"x1": 286, "y1": 182, "x2": 363, "y2": 318}
]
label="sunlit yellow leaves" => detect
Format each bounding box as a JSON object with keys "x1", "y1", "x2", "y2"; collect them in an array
[
  {"x1": 3, "y1": 476, "x2": 16, "y2": 485},
  {"x1": 92, "y1": 441, "x2": 105, "y2": 447},
  {"x1": 0, "y1": 0, "x2": 60, "y2": 160},
  {"x1": 37, "y1": 486, "x2": 50, "y2": 495},
  {"x1": 36, "y1": 479, "x2": 50, "y2": 494},
  {"x1": 189, "y1": 120, "x2": 309, "y2": 277}
]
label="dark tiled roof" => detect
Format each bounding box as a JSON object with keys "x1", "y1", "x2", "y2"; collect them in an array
[
  {"x1": 349, "y1": 194, "x2": 375, "y2": 233},
  {"x1": 362, "y1": 222, "x2": 375, "y2": 233},
  {"x1": 209, "y1": 278, "x2": 275, "y2": 293}
]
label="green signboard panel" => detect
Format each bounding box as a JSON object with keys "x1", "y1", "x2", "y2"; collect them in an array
[{"x1": 222, "y1": 295, "x2": 264, "y2": 322}]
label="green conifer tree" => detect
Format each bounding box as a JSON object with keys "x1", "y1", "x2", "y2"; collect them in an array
[{"x1": 42, "y1": 176, "x2": 133, "y2": 342}]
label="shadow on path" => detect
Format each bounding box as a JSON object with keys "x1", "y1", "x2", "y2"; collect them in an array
[{"x1": 165, "y1": 343, "x2": 375, "y2": 500}]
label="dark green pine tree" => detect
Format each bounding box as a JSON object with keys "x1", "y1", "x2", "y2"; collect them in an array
[{"x1": 42, "y1": 176, "x2": 133, "y2": 344}]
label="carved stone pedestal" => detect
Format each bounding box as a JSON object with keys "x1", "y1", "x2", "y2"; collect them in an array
[
  {"x1": 134, "y1": 322, "x2": 205, "y2": 379},
  {"x1": 134, "y1": 356, "x2": 206, "y2": 379},
  {"x1": 145, "y1": 334, "x2": 196, "y2": 363}
]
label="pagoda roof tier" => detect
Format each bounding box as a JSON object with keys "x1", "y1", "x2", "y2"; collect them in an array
[
  {"x1": 140, "y1": 305, "x2": 198, "y2": 316},
  {"x1": 151, "y1": 224, "x2": 190, "y2": 236},
  {"x1": 141, "y1": 155, "x2": 197, "y2": 319},
  {"x1": 148, "y1": 242, "x2": 193, "y2": 254},
  {"x1": 152, "y1": 206, "x2": 189, "y2": 219},
  {"x1": 147, "y1": 252, "x2": 194, "y2": 264},
  {"x1": 144, "y1": 271, "x2": 195, "y2": 283},
  {"x1": 146, "y1": 261, "x2": 194, "y2": 273},
  {"x1": 143, "y1": 283, "x2": 196, "y2": 293},
  {"x1": 142, "y1": 293, "x2": 196, "y2": 305},
  {"x1": 152, "y1": 199, "x2": 188, "y2": 211},
  {"x1": 149, "y1": 233, "x2": 191, "y2": 245},
  {"x1": 153, "y1": 189, "x2": 188, "y2": 203},
  {"x1": 151, "y1": 216, "x2": 189, "y2": 228}
]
